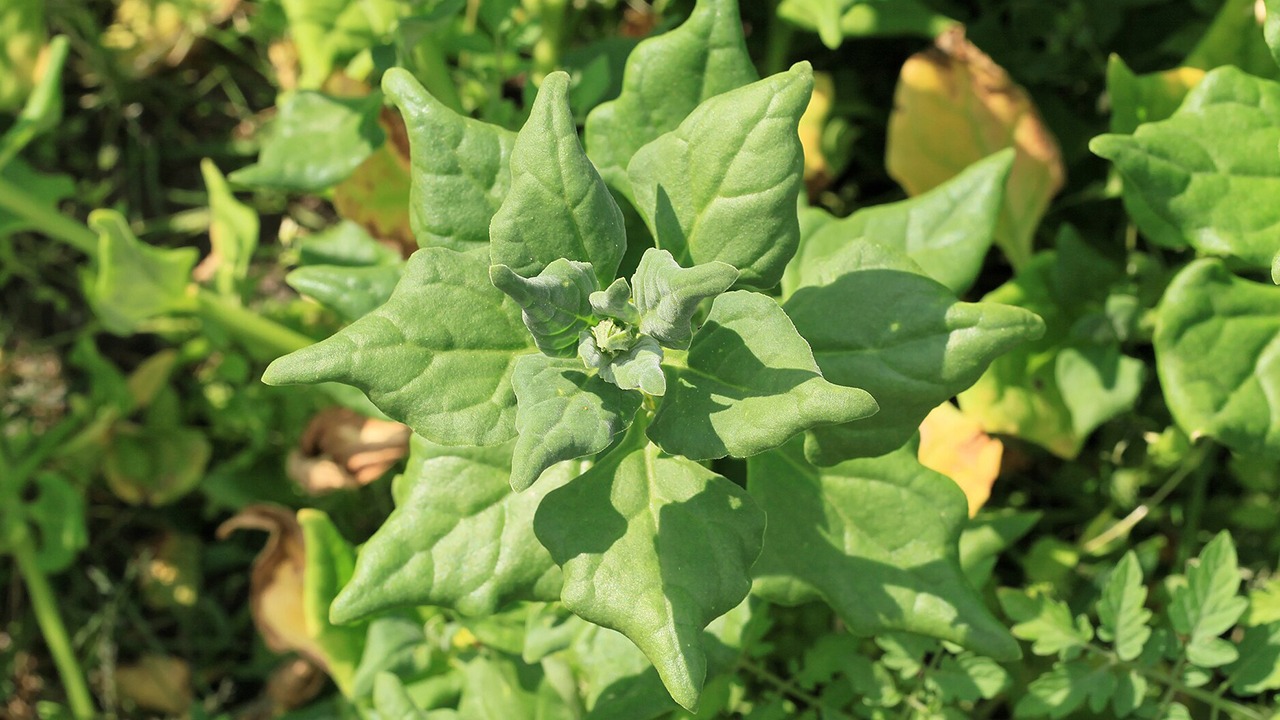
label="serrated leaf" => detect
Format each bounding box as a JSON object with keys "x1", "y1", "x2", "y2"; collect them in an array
[
  {"x1": 784, "y1": 149, "x2": 1013, "y2": 297},
  {"x1": 230, "y1": 91, "x2": 385, "y2": 192},
  {"x1": 490, "y1": 71, "x2": 625, "y2": 286},
  {"x1": 262, "y1": 248, "x2": 534, "y2": 446},
  {"x1": 286, "y1": 263, "x2": 402, "y2": 322},
  {"x1": 886, "y1": 28, "x2": 1064, "y2": 268},
  {"x1": 1097, "y1": 552, "x2": 1152, "y2": 661},
  {"x1": 510, "y1": 354, "x2": 640, "y2": 491},
  {"x1": 628, "y1": 64, "x2": 813, "y2": 291},
  {"x1": 534, "y1": 421, "x2": 766, "y2": 710},
  {"x1": 1111, "y1": 669, "x2": 1146, "y2": 717},
  {"x1": 297, "y1": 509, "x2": 365, "y2": 694},
  {"x1": 200, "y1": 159, "x2": 258, "y2": 297},
  {"x1": 330, "y1": 437, "x2": 566, "y2": 623},
  {"x1": 382, "y1": 68, "x2": 515, "y2": 252},
  {"x1": 930, "y1": 653, "x2": 1010, "y2": 703},
  {"x1": 87, "y1": 210, "x2": 198, "y2": 336},
  {"x1": 490, "y1": 260, "x2": 598, "y2": 357},
  {"x1": 649, "y1": 291, "x2": 877, "y2": 460},
  {"x1": 1226, "y1": 622, "x2": 1280, "y2": 695},
  {"x1": 1013, "y1": 660, "x2": 1117, "y2": 719},
  {"x1": 749, "y1": 439, "x2": 1021, "y2": 661},
  {"x1": 1092, "y1": 67, "x2": 1280, "y2": 269},
  {"x1": 1154, "y1": 259, "x2": 1280, "y2": 458},
  {"x1": 583, "y1": 0, "x2": 757, "y2": 199},
  {"x1": 783, "y1": 247, "x2": 1044, "y2": 463},
  {"x1": 1169, "y1": 531, "x2": 1249, "y2": 667},
  {"x1": 998, "y1": 588, "x2": 1093, "y2": 656},
  {"x1": 631, "y1": 248, "x2": 738, "y2": 350},
  {"x1": 778, "y1": 0, "x2": 954, "y2": 49}
]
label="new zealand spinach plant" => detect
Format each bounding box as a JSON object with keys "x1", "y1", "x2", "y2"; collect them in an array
[{"x1": 262, "y1": 0, "x2": 1046, "y2": 709}]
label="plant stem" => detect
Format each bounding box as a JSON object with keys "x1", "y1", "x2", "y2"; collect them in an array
[
  {"x1": 1088, "y1": 644, "x2": 1265, "y2": 720},
  {"x1": 738, "y1": 658, "x2": 853, "y2": 719},
  {"x1": 0, "y1": 175, "x2": 98, "y2": 255},
  {"x1": 10, "y1": 528, "x2": 96, "y2": 719},
  {"x1": 195, "y1": 292, "x2": 313, "y2": 359},
  {"x1": 1081, "y1": 444, "x2": 1212, "y2": 555}
]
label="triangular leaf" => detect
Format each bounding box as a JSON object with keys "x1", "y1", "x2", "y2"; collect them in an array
[
  {"x1": 749, "y1": 439, "x2": 1021, "y2": 661},
  {"x1": 229, "y1": 90, "x2": 385, "y2": 192},
  {"x1": 583, "y1": 0, "x2": 757, "y2": 199},
  {"x1": 783, "y1": 245, "x2": 1044, "y2": 464},
  {"x1": 783, "y1": 149, "x2": 1013, "y2": 297},
  {"x1": 627, "y1": 63, "x2": 813, "y2": 291},
  {"x1": 87, "y1": 210, "x2": 198, "y2": 336},
  {"x1": 510, "y1": 354, "x2": 641, "y2": 491},
  {"x1": 1155, "y1": 259, "x2": 1280, "y2": 458},
  {"x1": 1092, "y1": 66, "x2": 1280, "y2": 269},
  {"x1": 534, "y1": 421, "x2": 766, "y2": 710},
  {"x1": 330, "y1": 437, "x2": 567, "y2": 622},
  {"x1": 201, "y1": 159, "x2": 259, "y2": 297},
  {"x1": 1096, "y1": 552, "x2": 1152, "y2": 661},
  {"x1": 632, "y1": 248, "x2": 738, "y2": 350},
  {"x1": 262, "y1": 248, "x2": 534, "y2": 446},
  {"x1": 649, "y1": 291, "x2": 877, "y2": 460},
  {"x1": 382, "y1": 68, "x2": 515, "y2": 252},
  {"x1": 1013, "y1": 660, "x2": 1117, "y2": 719},
  {"x1": 490, "y1": 71, "x2": 626, "y2": 286}
]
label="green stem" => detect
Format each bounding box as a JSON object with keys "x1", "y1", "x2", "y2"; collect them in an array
[
  {"x1": 0, "y1": 175, "x2": 97, "y2": 255},
  {"x1": 1087, "y1": 644, "x2": 1264, "y2": 720},
  {"x1": 10, "y1": 529, "x2": 96, "y2": 718},
  {"x1": 1176, "y1": 457, "x2": 1212, "y2": 566},
  {"x1": 196, "y1": 292, "x2": 313, "y2": 359},
  {"x1": 738, "y1": 658, "x2": 852, "y2": 718}
]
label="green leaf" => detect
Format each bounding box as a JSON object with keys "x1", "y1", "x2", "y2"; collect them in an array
[
  {"x1": 490, "y1": 72, "x2": 626, "y2": 286},
  {"x1": 280, "y1": 0, "x2": 399, "y2": 89},
  {"x1": 749, "y1": 439, "x2": 1021, "y2": 661},
  {"x1": 777, "y1": 0, "x2": 955, "y2": 49},
  {"x1": 1096, "y1": 552, "x2": 1152, "y2": 661},
  {"x1": 627, "y1": 63, "x2": 813, "y2": 291},
  {"x1": 373, "y1": 673, "x2": 428, "y2": 719},
  {"x1": 583, "y1": 0, "x2": 757, "y2": 199},
  {"x1": 382, "y1": 68, "x2": 515, "y2": 252},
  {"x1": 959, "y1": 510, "x2": 1041, "y2": 589},
  {"x1": 0, "y1": 158, "x2": 74, "y2": 237},
  {"x1": 631, "y1": 248, "x2": 738, "y2": 350},
  {"x1": 1226, "y1": 622, "x2": 1280, "y2": 695},
  {"x1": 263, "y1": 248, "x2": 534, "y2": 446},
  {"x1": 510, "y1": 354, "x2": 641, "y2": 491},
  {"x1": 783, "y1": 249, "x2": 1044, "y2": 463},
  {"x1": 1013, "y1": 660, "x2": 1117, "y2": 719},
  {"x1": 1185, "y1": 0, "x2": 1277, "y2": 80},
  {"x1": 229, "y1": 91, "x2": 385, "y2": 192},
  {"x1": 298, "y1": 509, "x2": 365, "y2": 694},
  {"x1": 589, "y1": 278, "x2": 639, "y2": 323},
  {"x1": 783, "y1": 149, "x2": 1013, "y2": 297},
  {"x1": 1055, "y1": 345, "x2": 1146, "y2": 441},
  {"x1": 1154, "y1": 259, "x2": 1280, "y2": 458},
  {"x1": 998, "y1": 588, "x2": 1093, "y2": 656},
  {"x1": 296, "y1": 220, "x2": 399, "y2": 267},
  {"x1": 456, "y1": 655, "x2": 574, "y2": 720},
  {"x1": 591, "y1": 334, "x2": 666, "y2": 396},
  {"x1": 1168, "y1": 531, "x2": 1249, "y2": 667},
  {"x1": 0, "y1": 472, "x2": 86, "y2": 573},
  {"x1": 87, "y1": 210, "x2": 198, "y2": 336},
  {"x1": 0, "y1": 34, "x2": 66, "y2": 169},
  {"x1": 959, "y1": 241, "x2": 1137, "y2": 459},
  {"x1": 1091, "y1": 66, "x2": 1280, "y2": 269},
  {"x1": 1104, "y1": 55, "x2": 1203, "y2": 137},
  {"x1": 930, "y1": 653, "x2": 1011, "y2": 703},
  {"x1": 330, "y1": 437, "x2": 567, "y2": 623},
  {"x1": 286, "y1": 263, "x2": 403, "y2": 322},
  {"x1": 1111, "y1": 669, "x2": 1147, "y2": 718},
  {"x1": 649, "y1": 291, "x2": 877, "y2": 460},
  {"x1": 200, "y1": 159, "x2": 258, "y2": 297},
  {"x1": 1268, "y1": 0, "x2": 1280, "y2": 69},
  {"x1": 490, "y1": 260, "x2": 599, "y2": 357},
  {"x1": 0, "y1": 0, "x2": 46, "y2": 113},
  {"x1": 103, "y1": 424, "x2": 211, "y2": 507},
  {"x1": 534, "y1": 420, "x2": 766, "y2": 710},
  {"x1": 348, "y1": 615, "x2": 436, "y2": 699}
]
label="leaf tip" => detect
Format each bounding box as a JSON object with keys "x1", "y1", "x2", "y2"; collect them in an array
[{"x1": 1088, "y1": 133, "x2": 1128, "y2": 160}]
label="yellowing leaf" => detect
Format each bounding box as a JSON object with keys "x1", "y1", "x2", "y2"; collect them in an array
[
  {"x1": 102, "y1": 0, "x2": 240, "y2": 76},
  {"x1": 918, "y1": 402, "x2": 1003, "y2": 517},
  {"x1": 332, "y1": 109, "x2": 414, "y2": 256},
  {"x1": 799, "y1": 72, "x2": 835, "y2": 193},
  {"x1": 886, "y1": 26, "x2": 1064, "y2": 268},
  {"x1": 217, "y1": 505, "x2": 328, "y2": 668},
  {"x1": 114, "y1": 655, "x2": 193, "y2": 715}
]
